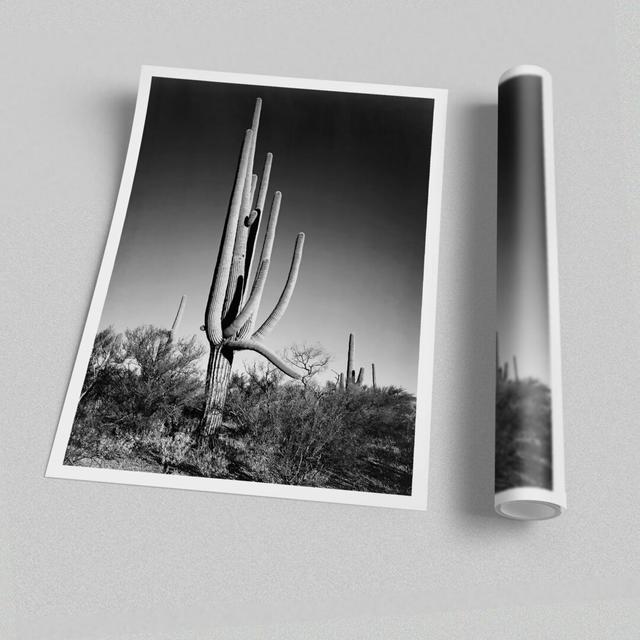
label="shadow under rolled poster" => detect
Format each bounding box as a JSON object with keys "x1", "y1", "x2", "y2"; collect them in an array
[{"x1": 495, "y1": 66, "x2": 566, "y2": 520}]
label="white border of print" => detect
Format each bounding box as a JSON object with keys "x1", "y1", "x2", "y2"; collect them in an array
[{"x1": 45, "y1": 66, "x2": 448, "y2": 511}]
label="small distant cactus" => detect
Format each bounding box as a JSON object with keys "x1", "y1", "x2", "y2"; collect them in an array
[
  {"x1": 152, "y1": 295, "x2": 187, "y2": 360},
  {"x1": 346, "y1": 333, "x2": 355, "y2": 387},
  {"x1": 344, "y1": 333, "x2": 375, "y2": 389},
  {"x1": 496, "y1": 333, "x2": 518, "y2": 383},
  {"x1": 170, "y1": 295, "x2": 187, "y2": 342},
  {"x1": 199, "y1": 98, "x2": 305, "y2": 444}
]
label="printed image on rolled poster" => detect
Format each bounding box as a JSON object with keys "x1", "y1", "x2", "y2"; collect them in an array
[{"x1": 495, "y1": 66, "x2": 566, "y2": 519}]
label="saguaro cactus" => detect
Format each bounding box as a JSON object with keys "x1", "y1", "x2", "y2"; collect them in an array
[
  {"x1": 345, "y1": 333, "x2": 355, "y2": 388},
  {"x1": 371, "y1": 363, "x2": 377, "y2": 390},
  {"x1": 200, "y1": 98, "x2": 305, "y2": 442},
  {"x1": 152, "y1": 295, "x2": 187, "y2": 359},
  {"x1": 344, "y1": 333, "x2": 375, "y2": 388}
]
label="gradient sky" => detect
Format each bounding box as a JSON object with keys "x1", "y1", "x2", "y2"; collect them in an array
[
  {"x1": 99, "y1": 77, "x2": 435, "y2": 393},
  {"x1": 497, "y1": 75, "x2": 550, "y2": 385}
]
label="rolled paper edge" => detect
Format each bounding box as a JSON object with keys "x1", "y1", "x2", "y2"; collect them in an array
[
  {"x1": 499, "y1": 64, "x2": 551, "y2": 85},
  {"x1": 495, "y1": 487, "x2": 567, "y2": 521}
]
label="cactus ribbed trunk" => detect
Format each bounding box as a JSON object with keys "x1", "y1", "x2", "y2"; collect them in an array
[{"x1": 201, "y1": 345, "x2": 234, "y2": 445}]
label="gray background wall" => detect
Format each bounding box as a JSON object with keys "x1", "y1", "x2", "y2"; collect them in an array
[{"x1": 1, "y1": 2, "x2": 638, "y2": 638}]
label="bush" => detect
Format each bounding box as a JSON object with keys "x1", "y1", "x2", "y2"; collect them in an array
[
  {"x1": 66, "y1": 325, "x2": 206, "y2": 466},
  {"x1": 224, "y1": 373, "x2": 416, "y2": 493},
  {"x1": 495, "y1": 377, "x2": 552, "y2": 491},
  {"x1": 67, "y1": 334, "x2": 416, "y2": 495}
]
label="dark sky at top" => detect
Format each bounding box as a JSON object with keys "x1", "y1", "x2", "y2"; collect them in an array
[
  {"x1": 497, "y1": 75, "x2": 550, "y2": 384},
  {"x1": 100, "y1": 76, "x2": 434, "y2": 393}
]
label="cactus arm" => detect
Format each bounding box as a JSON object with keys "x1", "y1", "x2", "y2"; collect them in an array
[
  {"x1": 243, "y1": 101, "x2": 261, "y2": 210},
  {"x1": 257, "y1": 191, "x2": 281, "y2": 264},
  {"x1": 222, "y1": 99, "x2": 262, "y2": 321},
  {"x1": 223, "y1": 259, "x2": 270, "y2": 337},
  {"x1": 238, "y1": 192, "x2": 282, "y2": 339},
  {"x1": 255, "y1": 153, "x2": 272, "y2": 215},
  {"x1": 228, "y1": 340, "x2": 302, "y2": 379},
  {"x1": 357, "y1": 367, "x2": 364, "y2": 384},
  {"x1": 250, "y1": 173, "x2": 258, "y2": 207},
  {"x1": 247, "y1": 210, "x2": 258, "y2": 227},
  {"x1": 205, "y1": 129, "x2": 254, "y2": 344},
  {"x1": 249, "y1": 98, "x2": 262, "y2": 152},
  {"x1": 244, "y1": 153, "x2": 273, "y2": 289},
  {"x1": 244, "y1": 99, "x2": 261, "y2": 210},
  {"x1": 242, "y1": 211, "x2": 261, "y2": 299},
  {"x1": 253, "y1": 232, "x2": 305, "y2": 341},
  {"x1": 243, "y1": 105, "x2": 273, "y2": 288},
  {"x1": 222, "y1": 160, "x2": 255, "y2": 320}
]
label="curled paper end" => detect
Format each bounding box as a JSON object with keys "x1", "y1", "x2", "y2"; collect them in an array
[
  {"x1": 498, "y1": 64, "x2": 551, "y2": 86},
  {"x1": 495, "y1": 488, "x2": 566, "y2": 521}
]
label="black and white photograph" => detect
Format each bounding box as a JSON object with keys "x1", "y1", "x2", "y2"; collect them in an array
[
  {"x1": 46, "y1": 67, "x2": 447, "y2": 509},
  {"x1": 495, "y1": 68, "x2": 565, "y2": 516}
]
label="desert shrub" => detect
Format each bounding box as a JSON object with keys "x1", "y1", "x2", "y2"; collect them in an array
[
  {"x1": 495, "y1": 377, "x2": 552, "y2": 491},
  {"x1": 79, "y1": 327, "x2": 127, "y2": 402},
  {"x1": 67, "y1": 335, "x2": 417, "y2": 494},
  {"x1": 67, "y1": 324, "x2": 206, "y2": 467},
  {"x1": 224, "y1": 362, "x2": 416, "y2": 492},
  {"x1": 190, "y1": 446, "x2": 230, "y2": 478},
  {"x1": 226, "y1": 383, "x2": 353, "y2": 485},
  {"x1": 284, "y1": 343, "x2": 330, "y2": 388},
  {"x1": 120, "y1": 326, "x2": 206, "y2": 433},
  {"x1": 159, "y1": 432, "x2": 193, "y2": 472},
  {"x1": 65, "y1": 424, "x2": 137, "y2": 467}
]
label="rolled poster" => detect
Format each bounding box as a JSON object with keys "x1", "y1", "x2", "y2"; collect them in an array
[{"x1": 495, "y1": 66, "x2": 566, "y2": 520}]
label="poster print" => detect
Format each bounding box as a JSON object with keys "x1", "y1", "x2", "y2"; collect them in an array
[{"x1": 46, "y1": 67, "x2": 447, "y2": 509}]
